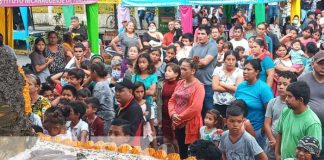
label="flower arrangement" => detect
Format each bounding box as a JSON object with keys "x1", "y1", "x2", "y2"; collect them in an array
[{"x1": 37, "y1": 133, "x2": 197, "y2": 160}]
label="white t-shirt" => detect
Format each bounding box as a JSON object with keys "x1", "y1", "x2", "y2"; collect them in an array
[
  {"x1": 213, "y1": 66, "x2": 243, "y2": 105},
  {"x1": 66, "y1": 120, "x2": 89, "y2": 141},
  {"x1": 176, "y1": 46, "x2": 192, "y2": 61},
  {"x1": 230, "y1": 38, "x2": 249, "y2": 53}
]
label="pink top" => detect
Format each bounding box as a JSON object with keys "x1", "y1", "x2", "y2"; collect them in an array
[
  {"x1": 299, "y1": 38, "x2": 316, "y2": 47},
  {"x1": 168, "y1": 79, "x2": 205, "y2": 144}
]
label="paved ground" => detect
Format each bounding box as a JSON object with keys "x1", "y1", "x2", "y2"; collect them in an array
[{"x1": 16, "y1": 54, "x2": 31, "y2": 66}]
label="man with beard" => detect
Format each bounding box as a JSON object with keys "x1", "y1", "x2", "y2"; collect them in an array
[
  {"x1": 298, "y1": 51, "x2": 324, "y2": 158},
  {"x1": 275, "y1": 81, "x2": 322, "y2": 160}
]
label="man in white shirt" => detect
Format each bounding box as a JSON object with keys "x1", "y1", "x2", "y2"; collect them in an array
[{"x1": 230, "y1": 25, "x2": 249, "y2": 52}]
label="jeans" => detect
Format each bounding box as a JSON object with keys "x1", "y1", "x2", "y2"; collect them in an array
[
  {"x1": 202, "y1": 85, "x2": 214, "y2": 118},
  {"x1": 255, "y1": 128, "x2": 266, "y2": 149},
  {"x1": 138, "y1": 10, "x2": 145, "y2": 29},
  {"x1": 268, "y1": 5, "x2": 279, "y2": 22},
  {"x1": 145, "y1": 12, "x2": 154, "y2": 24}
]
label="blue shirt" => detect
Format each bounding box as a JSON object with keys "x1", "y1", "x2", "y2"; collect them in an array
[
  {"x1": 132, "y1": 74, "x2": 158, "y2": 106},
  {"x1": 265, "y1": 35, "x2": 273, "y2": 53},
  {"x1": 235, "y1": 80, "x2": 274, "y2": 130},
  {"x1": 247, "y1": 56, "x2": 274, "y2": 83}
]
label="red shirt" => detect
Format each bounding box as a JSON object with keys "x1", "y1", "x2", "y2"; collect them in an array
[
  {"x1": 162, "y1": 31, "x2": 175, "y2": 47},
  {"x1": 88, "y1": 116, "x2": 105, "y2": 137}
]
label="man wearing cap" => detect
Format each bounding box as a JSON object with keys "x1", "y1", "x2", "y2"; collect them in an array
[
  {"x1": 296, "y1": 136, "x2": 321, "y2": 159},
  {"x1": 298, "y1": 50, "x2": 324, "y2": 158},
  {"x1": 115, "y1": 79, "x2": 143, "y2": 140}
]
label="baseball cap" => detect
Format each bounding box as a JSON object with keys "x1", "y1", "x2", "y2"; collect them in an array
[
  {"x1": 115, "y1": 79, "x2": 134, "y2": 90},
  {"x1": 313, "y1": 50, "x2": 324, "y2": 63},
  {"x1": 297, "y1": 136, "x2": 320, "y2": 156}
]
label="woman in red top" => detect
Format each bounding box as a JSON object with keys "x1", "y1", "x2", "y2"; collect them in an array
[{"x1": 168, "y1": 58, "x2": 205, "y2": 159}]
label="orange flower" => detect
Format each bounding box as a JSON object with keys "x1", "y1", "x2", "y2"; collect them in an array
[
  {"x1": 185, "y1": 156, "x2": 197, "y2": 160},
  {"x1": 166, "y1": 153, "x2": 181, "y2": 160},
  {"x1": 130, "y1": 146, "x2": 142, "y2": 155},
  {"x1": 153, "y1": 150, "x2": 167, "y2": 159},
  {"x1": 118, "y1": 144, "x2": 132, "y2": 153},
  {"x1": 105, "y1": 142, "x2": 117, "y2": 151},
  {"x1": 18, "y1": 66, "x2": 32, "y2": 114}
]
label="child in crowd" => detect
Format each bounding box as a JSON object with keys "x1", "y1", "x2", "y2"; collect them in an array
[
  {"x1": 211, "y1": 27, "x2": 221, "y2": 42},
  {"x1": 156, "y1": 63, "x2": 180, "y2": 152},
  {"x1": 43, "y1": 108, "x2": 72, "y2": 140},
  {"x1": 234, "y1": 46, "x2": 245, "y2": 64},
  {"x1": 65, "y1": 42, "x2": 86, "y2": 69},
  {"x1": 231, "y1": 99, "x2": 256, "y2": 137},
  {"x1": 219, "y1": 105, "x2": 267, "y2": 159},
  {"x1": 264, "y1": 71, "x2": 297, "y2": 159},
  {"x1": 84, "y1": 97, "x2": 105, "y2": 140},
  {"x1": 231, "y1": 9, "x2": 246, "y2": 26},
  {"x1": 275, "y1": 45, "x2": 293, "y2": 69},
  {"x1": 29, "y1": 37, "x2": 51, "y2": 83},
  {"x1": 108, "y1": 118, "x2": 133, "y2": 146},
  {"x1": 247, "y1": 36, "x2": 256, "y2": 56},
  {"x1": 76, "y1": 88, "x2": 91, "y2": 102},
  {"x1": 90, "y1": 62, "x2": 115, "y2": 134},
  {"x1": 180, "y1": 33, "x2": 193, "y2": 60},
  {"x1": 124, "y1": 46, "x2": 140, "y2": 80},
  {"x1": 303, "y1": 42, "x2": 319, "y2": 74},
  {"x1": 188, "y1": 140, "x2": 222, "y2": 160},
  {"x1": 149, "y1": 48, "x2": 163, "y2": 79},
  {"x1": 27, "y1": 74, "x2": 51, "y2": 119},
  {"x1": 298, "y1": 27, "x2": 316, "y2": 47},
  {"x1": 174, "y1": 41, "x2": 185, "y2": 61},
  {"x1": 217, "y1": 41, "x2": 233, "y2": 66},
  {"x1": 51, "y1": 69, "x2": 69, "y2": 95},
  {"x1": 133, "y1": 53, "x2": 158, "y2": 107},
  {"x1": 285, "y1": 40, "x2": 308, "y2": 70},
  {"x1": 200, "y1": 109, "x2": 224, "y2": 146},
  {"x1": 67, "y1": 68, "x2": 85, "y2": 90},
  {"x1": 40, "y1": 84, "x2": 55, "y2": 102},
  {"x1": 165, "y1": 45, "x2": 178, "y2": 64},
  {"x1": 173, "y1": 20, "x2": 182, "y2": 42},
  {"x1": 295, "y1": 136, "x2": 321, "y2": 160},
  {"x1": 66, "y1": 101, "x2": 89, "y2": 142},
  {"x1": 133, "y1": 82, "x2": 156, "y2": 147},
  {"x1": 313, "y1": 29, "x2": 322, "y2": 48},
  {"x1": 52, "y1": 85, "x2": 77, "y2": 107}
]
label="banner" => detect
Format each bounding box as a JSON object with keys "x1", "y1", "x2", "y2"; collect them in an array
[
  {"x1": 122, "y1": 0, "x2": 184, "y2": 7},
  {"x1": 123, "y1": 0, "x2": 286, "y2": 6},
  {"x1": 0, "y1": 0, "x2": 97, "y2": 7}
]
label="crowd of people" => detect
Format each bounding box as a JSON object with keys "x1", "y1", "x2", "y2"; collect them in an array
[{"x1": 1, "y1": 3, "x2": 324, "y2": 160}]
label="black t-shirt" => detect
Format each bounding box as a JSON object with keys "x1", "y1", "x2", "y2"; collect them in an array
[
  {"x1": 72, "y1": 26, "x2": 88, "y2": 39},
  {"x1": 116, "y1": 99, "x2": 143, "y2": 136}
]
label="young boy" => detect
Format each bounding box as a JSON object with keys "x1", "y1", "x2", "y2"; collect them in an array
[
  {"x1": 275, "y1": 81, "x2": 322, "y2": 160},
  {"x1": 85, "y1": 97, "x2": 105, "y2": 140},
  {"x1": 76, "y1": 88, "x2": 91, "y2": 102},
  {"x1": 108, "y1": 118, "x2": 133, "y2": 145},
  {"x1": 51, "y1": 85, "x2": 77, "y2": 107},
  {"x1": 179, "y1": 33, "x2": 193, "y2": 60},
  {"x1": 219, "y1": 105, "x2": 267, "y2": 160},
  {"x1": 67, "y1": 68, "x2": 85, "y2": 90},
  {"x1": 188, "y1": 139, "x2": 222, "y2": 160},
  {"x1": 65, "y1": 42, "x2": 86, "y2": 69},
  {"x1": 264, "y1": 71, "x2": 297, "y2": 159}
]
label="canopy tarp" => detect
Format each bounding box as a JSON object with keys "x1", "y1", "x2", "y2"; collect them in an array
[
  {"x1": 0, "y1": 0, "x2": 97, "y2": 7},
  {"x1": 122, "y1": 0, "x2": 286, "y2": 6}
]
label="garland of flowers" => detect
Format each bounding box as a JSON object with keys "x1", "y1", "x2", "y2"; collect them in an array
[
  {"x1": 37, "y1": 133, "x2": 197, "y2": 160},
  {"x1": 18, "y1": 66, "x2": 32, "y2": 114}
]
